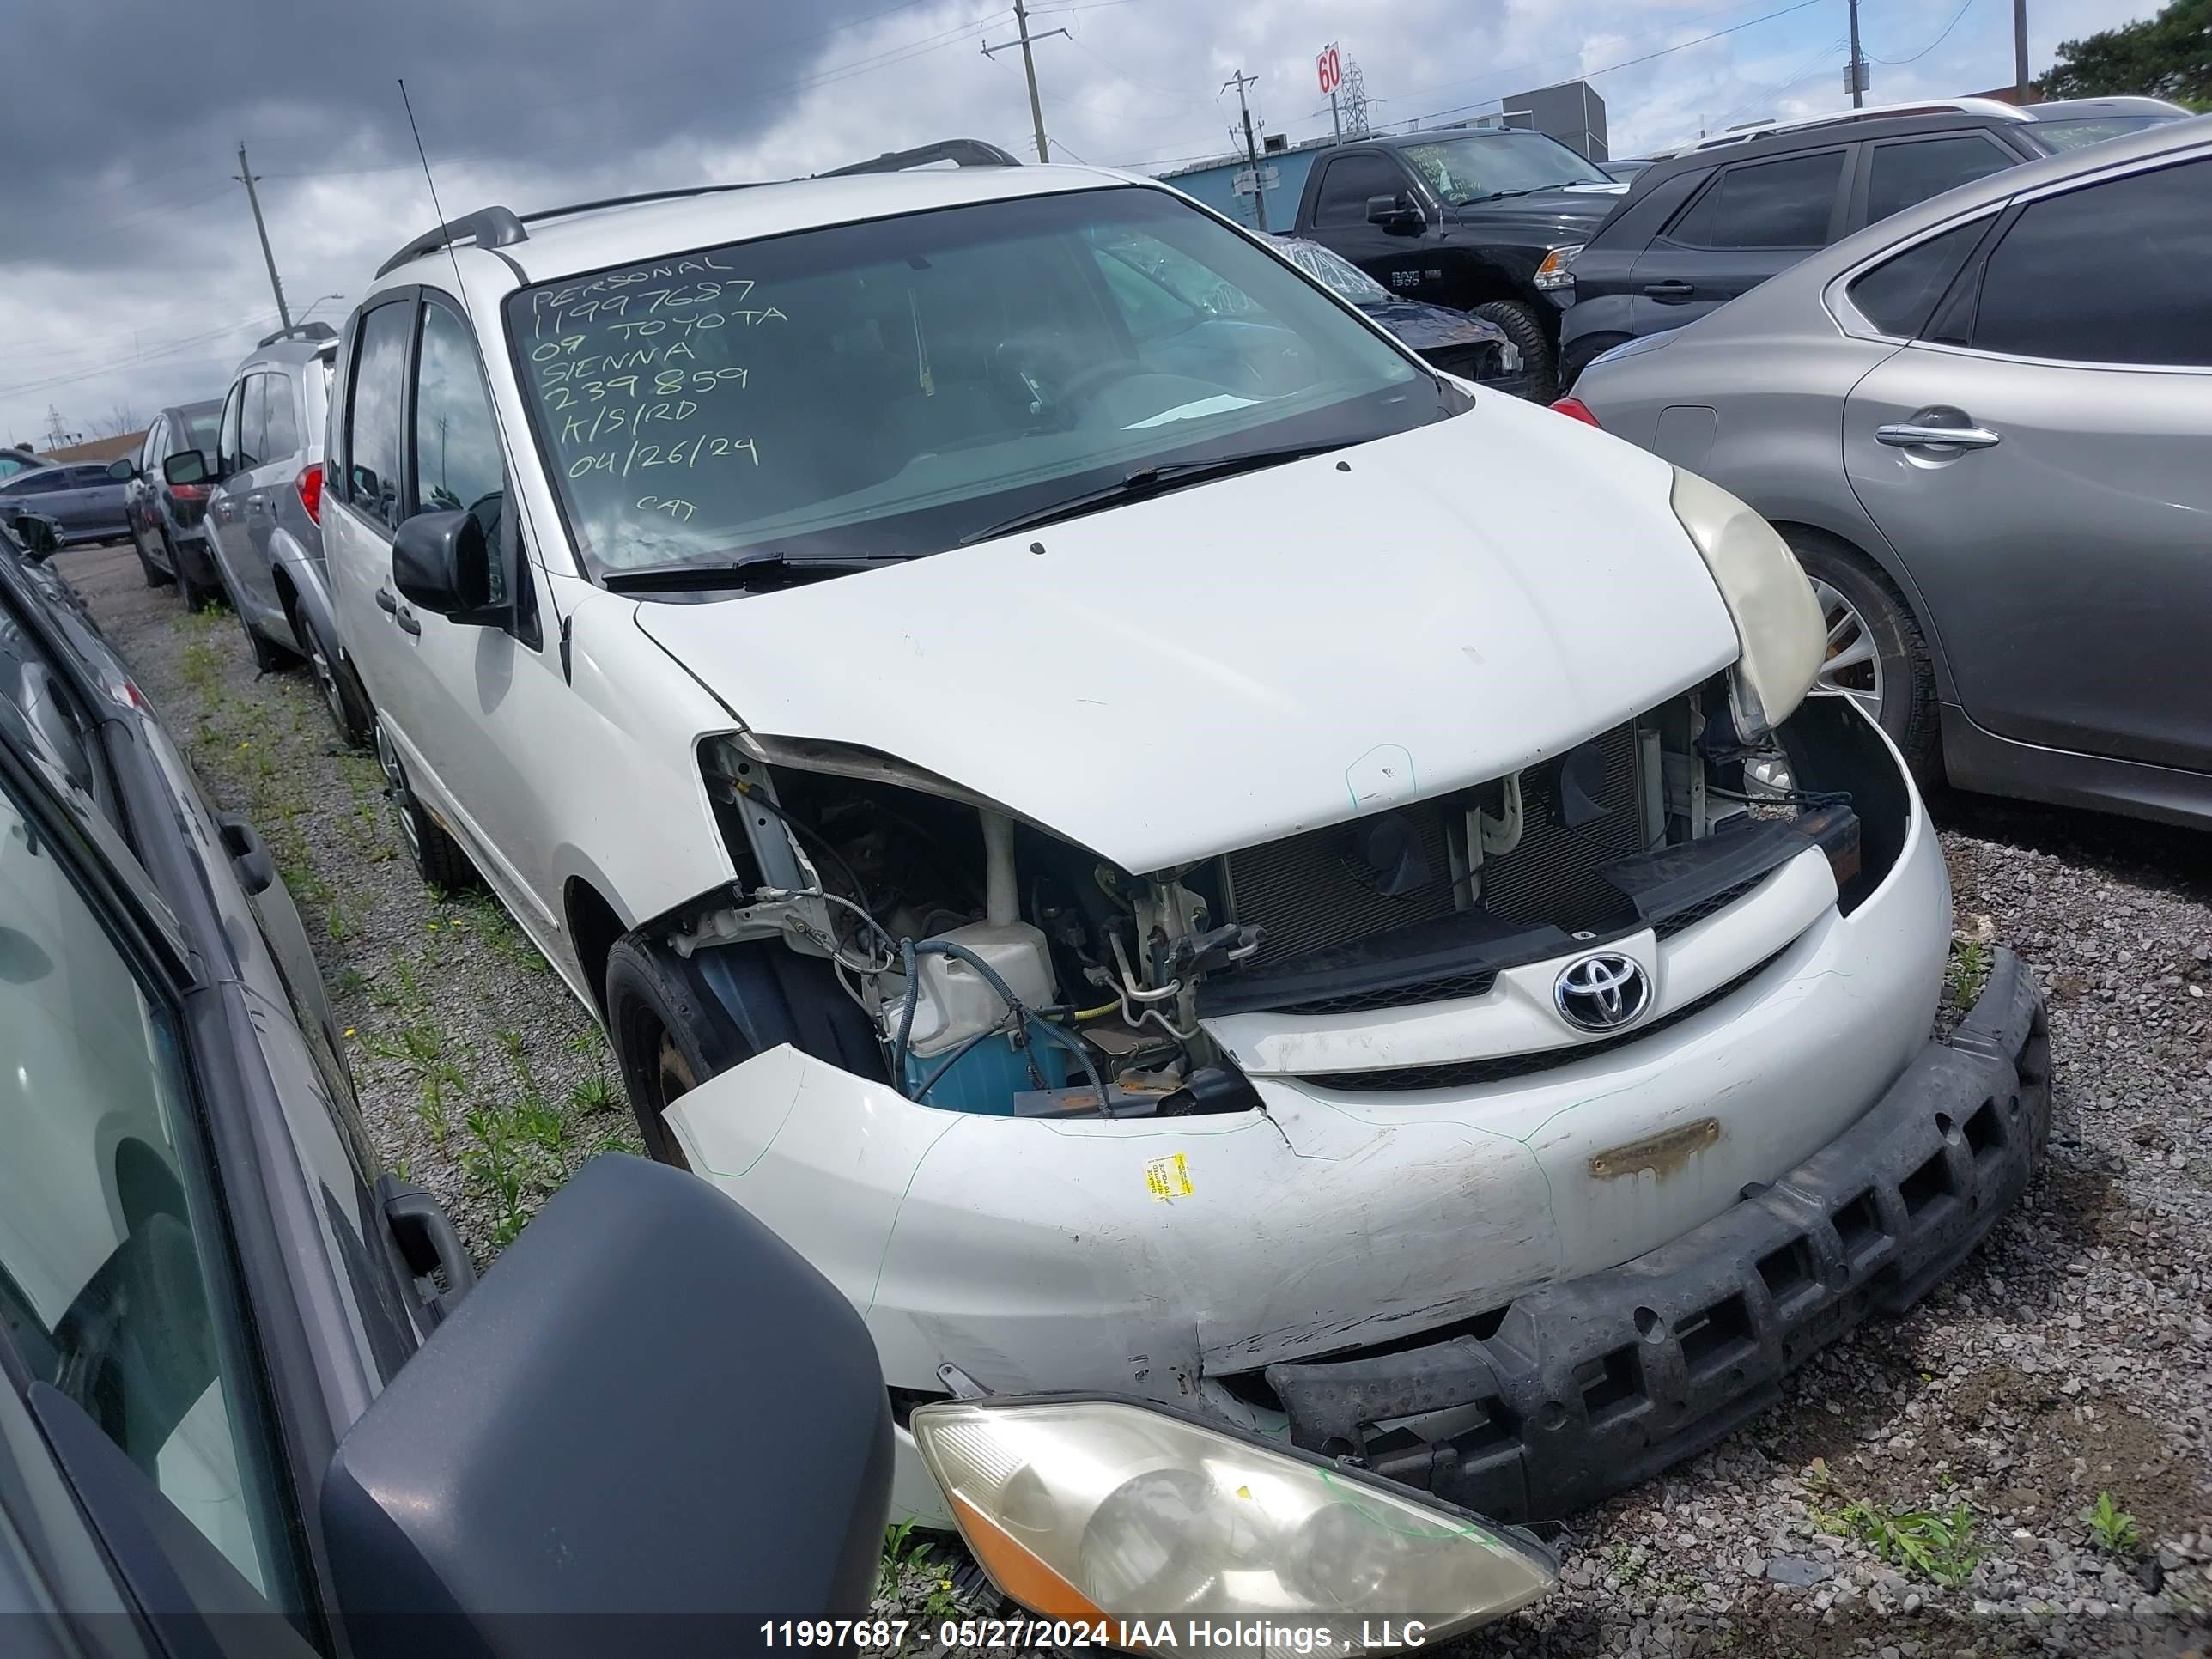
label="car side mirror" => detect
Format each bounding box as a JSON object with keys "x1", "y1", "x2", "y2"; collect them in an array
[
  {"x1": 319, "y1": 1156, "x2": 891, "y2": 1657},
  {"x1": 10, "y1": 513, "x2": 59, "y2": 562},
  {"x1": 163, "y1": 450, "x2": 209, "y2": 487},
  {"x1": 392, "y1": 507, "x2": 500, "y2": 622},
  {"x1": 1366, "y1": 192, "x2": 1425, "y2": 233},
  {"x1": 106, "y1": 458, "x2": 137, "y2": 482}
]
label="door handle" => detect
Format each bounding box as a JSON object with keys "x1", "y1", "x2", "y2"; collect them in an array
[
  {"x1": 374, "y1": 586, "x2": 398, "y2": 615},
  {"x1": 247, "y1": 496, "x2": 267, "y2": 515},
  {"x1": 377, "y1": 1173, "x2": 477, "y2": 1326},
  {"x1": 214, "y1": 811, "x2": 276, "y2": 895},
  {"x1": 395, "y1": 606, "x2": 422, "y2": 638},
  {"x1": 1643, "y1": 281, "x2": 1695, "y2": 301},
  {"x1": 1875, "y1": 422, "x2": 2002, "y2": 450}
]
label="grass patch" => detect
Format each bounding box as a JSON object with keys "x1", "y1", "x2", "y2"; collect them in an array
[{"x1": 1812, "y1": 1495, "x2": 1983, "y2": 1589}]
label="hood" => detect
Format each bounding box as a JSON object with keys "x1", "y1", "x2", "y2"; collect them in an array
[
  {"x1": 636, "y1": 404, "x2": 1738, "y2": 873},
  {"x1": 1443, "y1": 185, "x2": 1623, "y2": 240},
  {"x1": 1355, "y1": 299, "x2": 1507, "y2": 354}
]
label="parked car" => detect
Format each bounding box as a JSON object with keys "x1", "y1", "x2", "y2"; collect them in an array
[
  {"x1": 194, "y1": 324, "x2": 374, "y2": 740},
  {"x1": 0, "y1": 529, "x2": 1548, "y2": 1653},
  {"x1": 1557, "y1": 95, "x2": 2194, "y2": 386},
  {"x1": 0, "y1": 445, "x2": 47, "y2": 481},
  {"x1": 1599, "y1": 157, "x2": 1659, "y2": 184},
  {"x1": 1272, "y1": 234, "x2": 1527, "y2": 392},
  {"x1": 1279, "y1": 125, "x2": 1629, "y2": 399},
  {"x1": 0, "y1": 460, "x2": 128, "y2": 546},
  {"x1": 112, "y1": 398, "x2": 225, "y2": 606},
  {"x1": 1566, "y1": 118, "x2": 2212, "y2": 829},
  {"x1": 320, "y1": 137, "x2": 2047, "y2": 1537}
]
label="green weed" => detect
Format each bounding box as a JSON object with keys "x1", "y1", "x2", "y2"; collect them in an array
[
  {"x1": 1813, "y1": 1497, "x2": 1983, "y2": 1589},
  {"x1": 2085, "y1": 1492, "x2": 2139, "y2": 1556},
  {"x1": 1946, "y1": 938, "x2": 1992, "y2": 1008}
]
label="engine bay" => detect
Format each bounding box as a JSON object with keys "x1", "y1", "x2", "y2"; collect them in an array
[{"x1": 680, "y1": 678, "x2": 1892, "y2": 1121}]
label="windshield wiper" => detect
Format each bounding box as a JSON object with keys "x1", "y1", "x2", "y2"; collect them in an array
[
  {"x1": 958, "y1": 443, "x2": 1353, "y2": 545},
  {"x1": 602, "y1": 550, "x2": 907, "y2": 592}
]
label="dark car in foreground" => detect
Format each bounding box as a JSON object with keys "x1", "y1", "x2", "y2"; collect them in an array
[
  {"x1": 1272, "y1": 234, "x2": 1527, "y2": 392},
  {"x1": 1569, "y1": 118, "x2": 2212, "y2": 830},
  {"x1": 0, "y1": 461, "x2": 128, "y2": 546},
  {"x1": 1558, "y1": 95, "x2": 2192, "y2": 386},
  {"x1": 112, "y1": 398, "x2": 225, "y2": 606}
]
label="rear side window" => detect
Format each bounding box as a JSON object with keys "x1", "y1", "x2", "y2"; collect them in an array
[
  {"x1": 1315, "y1": 154, "x2": 1407, "y2": 226},
  {"x1": 1971, "y1": 158, "x2": 2212, "y2": 367},
  {"x1": 141, "y1": 420, "x2": 165, "y2": 471},
  {"x1": 1668, "y1": 149, "x2": 1845, "y2": 248},
  {"x1": 1864, "y1": 134, "x2": 2017, "y2": 224},
  {"x1": 179, "y1": 409, "x2": 222, "y2": 459},
  {"x1": 346, "y1": 301, "x2": 415, "y2": 530},
  {"x1": 1849, "y1": 217, "x2": 1990, "y2": 337},
  {"x1": 262, "y1": 371, "x2": 299, "y2": 459}
]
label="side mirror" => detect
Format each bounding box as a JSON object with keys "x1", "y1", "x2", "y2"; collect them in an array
[
  {"x1": 163, "y1": 450, "x2": 209, "y2": 487},
  {"x1": 1365, "y1": 193, "x2": 1425, "y2": 234},
  {"x1": 10, "y1": 513, "x2": 59, "y2": 562},
  {"x1": 320, "y1": 1156, "x2": 891, "y2": 1656},
  {"x1": 392, "y1": 507, "x2": 498, "y2": 621},
  {"x1": 106, "y1": 457, "x2": 137, "y2": 482}
]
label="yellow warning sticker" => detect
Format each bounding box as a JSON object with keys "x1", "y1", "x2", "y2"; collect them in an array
[{"x1": 1145, "y1": 1152, "x2": 1194, "y2": 1202}]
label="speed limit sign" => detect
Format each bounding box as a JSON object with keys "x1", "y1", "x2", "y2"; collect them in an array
[{"x1": 1317, "y1": 44, "x2": 1342, "y2": 98}]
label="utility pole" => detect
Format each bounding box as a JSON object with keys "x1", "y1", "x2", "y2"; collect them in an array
[
  {"x1": 981, "y1": 0, "x2": 1067, "y2": 163},
  {"x1": 1224, "y1": 70, "x2": 1268, "y2": 232},
  {"x1": 2014, "y1": 0, "x2": 2031, "y2": 101},
  {"x1": 234, "y1": 144, "x2": 292, "y2": 332},
  {"x1": 1846, "y1": 0, "x2": 1867, "y2": 108}
]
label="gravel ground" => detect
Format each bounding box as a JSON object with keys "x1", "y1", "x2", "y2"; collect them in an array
[{"x1": 53, "y1": 538, "x2": 2212, "y2": 1657}]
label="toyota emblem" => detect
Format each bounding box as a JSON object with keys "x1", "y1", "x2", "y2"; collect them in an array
[{"x1": 1554, "y1": 952, "x2": 1652, "y2": 1033}]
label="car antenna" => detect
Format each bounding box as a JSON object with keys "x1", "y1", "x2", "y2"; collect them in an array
[{"x1": 396, "y1": 79, "x2": 569, "y2": 644}]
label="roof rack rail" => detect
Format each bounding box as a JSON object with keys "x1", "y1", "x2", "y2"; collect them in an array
[
  {"x1": 1691, "y1": 97, "x2": 2031, "y2": 150},
  {"x1": 517, "y1": 181, "x2": 771, "y2": 231},
  {"x1": 374, "y1": 205, "x2": 529, "y2": 279},
  {"x1": 817, "y1": 138, "x2": 1022, "y2": 176},
  {"x1": 255, "y1": 320, "x2": 338, "y2": 349}
]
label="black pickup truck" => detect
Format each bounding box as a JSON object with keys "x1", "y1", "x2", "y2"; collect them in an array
[{"x1": 1285, "y1": 125, "x2": 1628, "y2": 401}]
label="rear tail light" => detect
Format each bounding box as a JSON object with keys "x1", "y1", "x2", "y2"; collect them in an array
[
  {"x1": 168, "y1": 483, "x2": 209, "y2": 502},
  {"x1": 296, "y1": 462, "x2": 325, "y2": 526},
  {"x1": 1551, "y1": 397, "x2": 1603, "y2": 428}
]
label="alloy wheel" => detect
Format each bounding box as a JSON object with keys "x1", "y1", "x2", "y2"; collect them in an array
[
  {"x1": 374, "y1": 726, "x2": 424, "y2": 864},
  {"x1": 1810, "y1": 575, "x2": 1883, "y2": 723}
]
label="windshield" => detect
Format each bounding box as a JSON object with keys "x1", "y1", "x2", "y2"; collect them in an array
[
  {"x1": 2025, "y1": 114, "x2": 2178, "y2": 154},
  {"x1": 1401, "y1": 133, "x2": 1613, "y2": 204},
  {"x1": 507, "y1": 186, "x2": 1439, "y2": 573},
  {"x1": 1273, "y1": 238, "x2": 1394, "y2": 305}
]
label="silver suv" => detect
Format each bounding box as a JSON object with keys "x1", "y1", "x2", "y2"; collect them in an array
[{"x1": 203, "y1": 324, "x2": 374, "y2": 743}]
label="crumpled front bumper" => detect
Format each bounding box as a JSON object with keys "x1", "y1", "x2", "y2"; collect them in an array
[{"x1": 1264, "y1": 950, "x2": 2049, "y2": 1524}]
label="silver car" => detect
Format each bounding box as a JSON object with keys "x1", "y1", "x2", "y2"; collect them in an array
[
  {"x1": 1570, "y1": 116, "x2": 2212, "y2": 830},
  {"x1": 201, "y1": 323, "x2": 375, "y2": 744}
]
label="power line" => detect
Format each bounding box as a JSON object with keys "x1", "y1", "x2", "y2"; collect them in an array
[
  {"x1": 0, "y1": 313, "x2": 277, "y2": 403},
  {"x1": 1870, "y1": 0, "x2": 1978, "y2": 64}
]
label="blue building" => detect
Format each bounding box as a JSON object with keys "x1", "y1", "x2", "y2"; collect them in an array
[{"x1": 1154, "y1": 137, "x2": 1333, "y2": 234}]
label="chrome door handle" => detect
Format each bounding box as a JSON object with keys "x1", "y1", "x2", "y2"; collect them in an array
[
  {"x1": 374, "y1": 586, "x2": 398, "y2": 615},
  {"x1": 1875, "y1": 423, "x2": 2002, "y2": 449}
]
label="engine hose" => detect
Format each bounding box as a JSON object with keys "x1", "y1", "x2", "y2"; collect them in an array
[{"x1": 891, "y1": 937, "x2": 921, "y2": 1097}]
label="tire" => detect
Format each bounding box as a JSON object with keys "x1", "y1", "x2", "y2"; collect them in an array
[
  {"x1": 228, "y1": 574, "x2": 295, "y2": 673},
  {"x1": 133, "y1": 521, "x2": 173, "y2": 588},
  {"x1": 374, "y1": 720, "x2": 482, "y2": 893},
  {"x1": 1559, "y1": 331, "x2": 1633, "y2": 394},
  {"x1": 605, "y1": 935, "x2": 886, "y2": 1169},
  {"x1": 298, "y1": 606, "x2": 374, "y2": 748},
  {"x1": 170, "y1": 533, "x2": 219, "y2": 611},
  {"x1": 1472, "y1": 299, "x2": 1559, "y2": 403},
  {"x1": 1784, "y1": 528, "x2": 1942, "y2": 782}
]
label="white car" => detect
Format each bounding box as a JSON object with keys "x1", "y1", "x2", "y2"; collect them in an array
[{"x1": 322, "y1": 139, "x2": 2049, "y2": 1535}]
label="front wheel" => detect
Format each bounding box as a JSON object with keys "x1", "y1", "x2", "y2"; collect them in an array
[
  {"x1": 133, "y1": 521, "x2": 173, "y2": 588},
  {"x1": 1785, "y1": 529, "x2": 1942, "y2": 782},
  {"x1": 605, "y1": 939, "x2": 763, "y2": 1169},
  {"x1": 299, "y1": 607, "x2": 373, "y2": 748},
  {"x1": 228, "y1": 576, "x2": 295, "y2": 673},
  {"x1": 1471, "y1": 300, "x2": 1558, "y2": 403},
  {"x1": 1559, "y1": 331, "x2": 1633, "y2": 394},
  {"x1": 170, "y1": 534, "x2": 219, "y2": 611},
  {"x1": 374, "y1": 721, "x2": 482, "y2": 893}
]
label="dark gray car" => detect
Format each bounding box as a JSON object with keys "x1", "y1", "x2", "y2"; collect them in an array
[
  {"x1": 112, "y1": 399, "x2": 225, "y2": 605},
  {"x1": 0, "y1": 462, "x2": 129, "y2": 545},
  {"x1": 200, "y1": 325, "x2": 374, "y2": 741},
  {"x1": 1571, "y1": 117, "x2": 2212, "y2": 830}
]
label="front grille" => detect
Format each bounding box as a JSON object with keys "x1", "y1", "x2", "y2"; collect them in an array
[
  {"x1": 1651, "y1": 872, "x2": 1768, "y2": 939},
  {"x1": 1223, "y1": 805, "x2": 1458, "y2": 966},
  {"x1": 1273, "y1": 969, "x2": 1499, "y2": 1017},
  {"x1": 1294, "y1": 951, "x2": 1778, "y2": 1094}
]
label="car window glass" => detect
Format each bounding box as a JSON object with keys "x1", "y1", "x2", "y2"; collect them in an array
[
  {"x1": 1848, "y1": 218, "x2": 1990, "y2": 337},
  {"x1": 0, "y1": 597, "x2": 113, "y2": 826},
  {"x1": 1972, "y1": 158, "x2": 2212, "y2": 367},
  {"x1": 0, "y1": 775, "x2": 301, "y2": 1609},
  {"x1": 347, "y1": 301, "x2": 414, "y2": 530},
  {"x1": 262, "y1": 372, "x2": 299, "y2": 459},
  {"x1": 69, "y1": 465, "x2": 109, "y2": 487},
  {"x1": 237, "y1": 377, "x2": 267, "y2": 473},
  {"x1": 413, "y1": 303, "x2": 506, "y2": 561},
  {"x1": 218, "y1": 386, "x2": 246, "y2": 475},
  {"x1": 141, "y1": 421, "x2": 165, "y2": 471},
  {"x1": 1315, "y1": 154, "x2": 1407, "y2": 226},
  {"x1": 179, "y1": 408, "x2": 222, "y2": 459},
  {"x1": 1865, "y1": 135, "x2": 2017, "y2": 223},
  {"x1": 1668, "y1": 149, "x2": 1844, "y2": 247},
  {"x1": 1, "y1": 474, "x2": 53, "y2": 495}
]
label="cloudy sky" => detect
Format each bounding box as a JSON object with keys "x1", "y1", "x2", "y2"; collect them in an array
[{"x1": 0, "y1": 0, "x2": 2155, "y2": 447}]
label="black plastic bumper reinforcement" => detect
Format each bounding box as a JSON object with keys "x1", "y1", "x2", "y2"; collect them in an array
[{"x1": 1261, "y1": 948, "x2": 2050, "y2": 1524}]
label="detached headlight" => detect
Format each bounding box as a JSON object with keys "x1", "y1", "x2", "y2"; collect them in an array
[
  {"x1": 1670, "y1": 468, "x2": 1826, "y2": 741},
  {"x1": 914, "y1": 1399, "x2": 1556, "y2": 1648},
  {"x1": 1533, "y1": 244, "x2": 1583, "y2": 291}
]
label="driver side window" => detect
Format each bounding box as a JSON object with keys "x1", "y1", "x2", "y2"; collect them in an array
[
  {"x1": 217, "y1": 382, "x2": 246, "y2": 477},
  {"x1": 413, "y1": 302, "x2": 507, "y2": 587},
  {"x1": 0, "y1": 775, "x2": 300, "y2": 1612}
]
